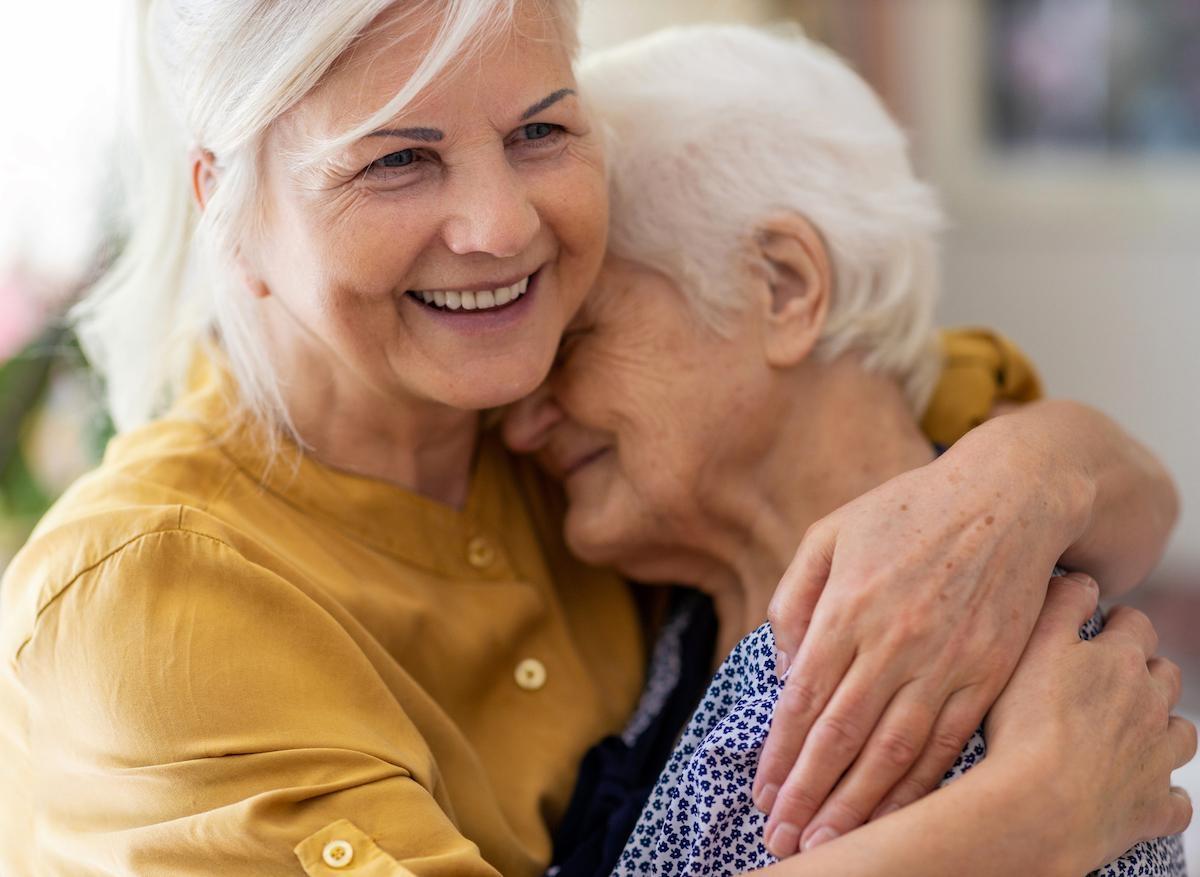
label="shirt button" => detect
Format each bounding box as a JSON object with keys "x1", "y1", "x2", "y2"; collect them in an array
[
  {"x1": 515, "y1": 657, "x2": 547, "y2": 691},
  {"x1": 322, "y1": 839, "x2": 354, "y2": 868},
  {"x1": 466, "y1": 536, "x2": 496, "y2": 569}
]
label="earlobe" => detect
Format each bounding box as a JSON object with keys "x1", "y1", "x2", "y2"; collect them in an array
[
  {"x1": 752, "y1": 212, "x2": 832, "y2": 368},
  {"x1": 235, "y1": 258, "x2": 271, "y2": 299}
]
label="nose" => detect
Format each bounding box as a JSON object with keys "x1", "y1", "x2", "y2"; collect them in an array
[
  {"x1": 502, "y1": 382, "x2": 564, "y2": 454},
  {"x1": 443, "y1": 158, "x2": 540, "y2": 258}
]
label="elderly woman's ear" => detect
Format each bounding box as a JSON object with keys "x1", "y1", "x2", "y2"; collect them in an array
[{"x1": 750, "y1": 212, "x2": 832, "y2": 368}]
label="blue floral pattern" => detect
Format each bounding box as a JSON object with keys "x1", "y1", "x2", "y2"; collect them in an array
[{"x1": 613, "y1": 609, "x2": 1186, "y2": 876}]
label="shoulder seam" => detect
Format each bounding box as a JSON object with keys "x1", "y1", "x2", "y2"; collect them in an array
[{"x1": 13, "y1": 523, "x2": 240, "y2": 665}]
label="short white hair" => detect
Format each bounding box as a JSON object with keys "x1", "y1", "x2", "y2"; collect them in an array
[
  {"x1": 580, "y1": 24, "x2": 943, "y2": 412},
  {"x1": 76, "y1": 0, "x2": 579, "y2": 435}
]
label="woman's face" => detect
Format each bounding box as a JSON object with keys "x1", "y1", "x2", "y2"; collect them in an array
[
  {"x1": 503, "y1": 256, "x2": 775, "y2": 580},
  {"x1": 250, "y1": 2, "x2": 607, "y2": 412}
]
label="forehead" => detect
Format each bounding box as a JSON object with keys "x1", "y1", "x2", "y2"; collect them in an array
[{"x1": 292, "y1": 0, "x2": 575, "y2": 139}]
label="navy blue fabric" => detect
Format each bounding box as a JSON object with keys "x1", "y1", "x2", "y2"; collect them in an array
[{"x1": 546, "y1": 589, "x2": 717, "y2": 877}]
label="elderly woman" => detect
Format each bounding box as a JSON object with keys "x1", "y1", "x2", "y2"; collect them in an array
[
  {"x1": 504, "y1": 24, "x2": 1193, "y2": 877},
  {"x1": 0, "y1": 3, "x2": 1186, "y2": 876}
]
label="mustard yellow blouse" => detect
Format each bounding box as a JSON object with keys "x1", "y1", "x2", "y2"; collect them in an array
[{"x1": 0, "y1": 328, "x2": 1039, "y2": 876}]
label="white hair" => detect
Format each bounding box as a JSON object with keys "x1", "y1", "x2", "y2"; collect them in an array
[
  {"x1": 75, "y1": 0, "x2": 579, "y2": 435},
  {"x1": 580, "y1": 24, "x2": 943, "y2": 412}
]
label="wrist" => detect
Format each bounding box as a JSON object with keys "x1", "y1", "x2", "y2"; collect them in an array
[
  {"x1": 959, "y1": 758, "x2": 1091, "y2": 876},
  {"x1": 944, "y1": 408, "x2": 1096, "y2": 556}
]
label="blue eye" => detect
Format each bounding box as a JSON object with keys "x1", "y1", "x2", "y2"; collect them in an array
[
  {"x1": 523, "y1": 122, "x2": 556, "y2": 140},
  {"x1": 375, "y1": 150, "x2": 415, "y2": 168}
]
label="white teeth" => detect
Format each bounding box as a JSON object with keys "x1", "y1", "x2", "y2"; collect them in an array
[{"x1": 413, "y1": 274, "x2": 532, "y2": 311}]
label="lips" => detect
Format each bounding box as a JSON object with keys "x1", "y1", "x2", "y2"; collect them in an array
[
  {"x1": 408, "y1": 274, "x2": 530, "y2": 312},
  {"x1": 405, "y1": 268, "x2": 539, "y2": 314},
  {"x1": 561, "y1": 446, "x2": 610, "y2": 479}
]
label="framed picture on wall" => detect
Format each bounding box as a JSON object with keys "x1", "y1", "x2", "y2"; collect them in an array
[
  {"x1": 902, "y1": 0, "x2": 1200, "y2": 224},
  {"x1": 986, "y1": 0, "x2": 1200, "y2": 154}
]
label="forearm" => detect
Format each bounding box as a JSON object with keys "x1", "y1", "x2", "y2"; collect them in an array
[
  {"x1": 750, "y1": 760, "x2": 1080, "y2": 877},
  {"x1": 957, "y1": 399, "x2": 1178, "y2": 596}
]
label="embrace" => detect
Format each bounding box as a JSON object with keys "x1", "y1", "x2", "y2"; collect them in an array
[{"x1": 0, "y1": 3, "x2": 1192, "y2": 876}]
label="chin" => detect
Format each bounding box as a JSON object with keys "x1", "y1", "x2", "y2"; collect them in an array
[
  {"x1": 563, "y1": 504, "x2": 643, "y2": 575},
  {"x1": 425, "y1": 351, "x2": 556, "y2": 410}
]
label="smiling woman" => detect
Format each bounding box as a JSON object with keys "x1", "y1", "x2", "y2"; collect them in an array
[{"x1": 0, "y1": 3, "x2": 1191, "y2": 877}]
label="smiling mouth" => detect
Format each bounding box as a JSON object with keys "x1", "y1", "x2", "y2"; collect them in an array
[
  {"x1": 563, "y1": 447, "x2": 610, "y2": 479},
  {"x1": 406, "y1": 272, "x2": 533, "y2": 313}
]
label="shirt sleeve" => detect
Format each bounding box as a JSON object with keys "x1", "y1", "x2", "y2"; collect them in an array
[
  {"x1": 16, "y1": 527, "x2": 502, "y2": 877},
  {"x1": 920, "y1": 327, "x2": 1044, "y2": 448}
]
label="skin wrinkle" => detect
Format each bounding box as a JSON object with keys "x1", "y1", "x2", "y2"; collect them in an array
[
  {"x1": 516, "y1": 253, "x2": 937, "y2": 654},
  {"x1": 237, "y1": 1, "x2": 605, "y2": 505}
]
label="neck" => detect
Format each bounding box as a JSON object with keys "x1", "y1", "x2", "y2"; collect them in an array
[
  {"x1": 289, "y1": 383, "x2": 481, "y2": 508},
  {"x1": 262, "y1": 321, "x2": 480, "y2": 508},
  {"x1": 687, "y1": 357, "x2": 936, "y2": 653}
]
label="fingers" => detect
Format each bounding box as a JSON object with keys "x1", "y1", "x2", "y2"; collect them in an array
[
  {"x1": 751, "y1": 622, "x2": 851, "y2": 811},
  {"x1": 796, "y1": 680, "x2": 941, "y2": 850},
  {"x1": 1158, "y1": 787, "x2": 1194, "y2": 840},
  {"x1": 871, "y1": 686, "x2": 988, "y2": 816},
  {"x1": 762, "y1": 662, "x2": 899, "y2": 857},
  {"x1": 767, "y1": 526, "x2": 836, "y2": 676},
  {"x1": 1148, "y1": 656, "x2": 1183, "y2": 712},
  {"x1": 1030, "y1": 573, "x2": 1100, "y2": 649},
  {"x1": 1168, "y1": 714, "x2": 1198, "y2": 771},
  {"x1": 1102, "y1": 604, "x2": 1159, "y2": 659}
]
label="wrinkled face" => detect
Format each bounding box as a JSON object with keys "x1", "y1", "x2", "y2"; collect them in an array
[
  {"x1": 503, "y1": 255, "x2": 773, "y2": 579},
  {"x1": 251, "y1": 1, "x2": 607, "y2": 411}
]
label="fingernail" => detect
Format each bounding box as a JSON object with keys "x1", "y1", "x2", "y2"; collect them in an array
[
  {"x1": 756, "y1": 783, "x2": 779, "y2": 813},
  {"x1": 775, "y1": 649, "x2": 791, "y2": 680},
  {"x1": 1065, "y1": 571, "x2": 1099, "y2": 592},
  {"x1": 872, "y1": 802, "x2": 900, "y2": 820},
  {"x1": 768, "y1": 823, "x2": 800, "y2": 857},
  {"x1": 803, "y1": 826, "x2": 839, "y2": 851}
]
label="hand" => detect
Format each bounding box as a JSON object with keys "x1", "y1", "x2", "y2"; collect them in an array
[
  {"x1": 755, "y1": 444, "x2": 1081, "y2": 857},
  {"x1": 985, "y1": 573, "x2": 1195, "y2": 870}
]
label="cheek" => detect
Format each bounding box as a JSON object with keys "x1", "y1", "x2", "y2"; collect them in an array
[{"x1": 540, "y1": 167, "x2": 608, "y2": 308}]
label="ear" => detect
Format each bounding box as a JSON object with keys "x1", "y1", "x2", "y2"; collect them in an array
[
  {"x1": 190, "y1": 148, "x2": 218, "y2": 211},
  {"x1": 749, "y1": 212, "x2": 832, "y2": 368},
  {"x1": 191, "y1": 149, "x2": 271, "y2": 300}
]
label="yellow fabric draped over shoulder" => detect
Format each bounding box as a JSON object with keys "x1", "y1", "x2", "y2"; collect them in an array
[{"x1": 921, "y1": 328, "x2": 1044, "y2": 448}]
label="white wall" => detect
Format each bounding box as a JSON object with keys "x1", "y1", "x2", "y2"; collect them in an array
[{"x1": 898, "y1": 0, "x2": 1200, "y2": 585}]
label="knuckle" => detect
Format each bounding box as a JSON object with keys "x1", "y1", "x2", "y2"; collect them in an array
[
  {"x1": 778, "y1": 680, "x2": 823, "y2": 720},
  {"x1": 822, "y1": 797, "x2": 868, "y2": 829},
  {"x1": 930, "y1": 726, "x2": 969, "y2": 760},
  {"x1": 875, "y1": 729, "x2": 921, "y2": 770},
  {"x1": 776, "y1": 783, "x2": 824, "y2": 819},
  {"x1": 888, "y1": 775, "x2": 930, "y2": 806},
  {"x1": 812, "y1": 713, "x2": 864, "y2": 757}
]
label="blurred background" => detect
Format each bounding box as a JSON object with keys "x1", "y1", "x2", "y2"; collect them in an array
[{"x1": 1, "y1": 0, "x2": 1197, "y2": 867}]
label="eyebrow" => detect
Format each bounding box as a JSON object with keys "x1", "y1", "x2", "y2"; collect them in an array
[
  {"x1": 363, "y1": 89, "x2": 576, "y2": 141},
  {"x1": 521, "y1": 88, "x2": 576, "y2": 120},
  {"x1": 366, "y1": 126, "x2": 444, "y2": 142}
]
